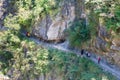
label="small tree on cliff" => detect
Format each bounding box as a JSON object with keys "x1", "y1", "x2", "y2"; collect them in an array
[{"x1": 67, "y1": 18, "x2": 91, "y2": 48}]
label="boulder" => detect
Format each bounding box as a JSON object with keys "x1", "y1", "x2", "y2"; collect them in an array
[
  {"x1": 32, "y1": 1, "x2": 75, "y2": 41},
  {"x1": 47, "y1": 21, "x2": 66, "y2": 40}
]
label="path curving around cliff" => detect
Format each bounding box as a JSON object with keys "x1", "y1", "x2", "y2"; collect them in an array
[
  {"x1": 5, "y1": 31, "x2": 120, "y2": 79},
  {"x1": 29, "y1": 37, "x2": 120, "y2": 80}
]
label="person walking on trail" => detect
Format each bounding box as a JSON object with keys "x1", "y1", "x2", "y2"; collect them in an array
[
  {"x1": 86, "y1": 51, "x2": 90, "y2": 57},
  {"x1": 98, "y1": 56, "x2": 101, "y2": 64},
  {"x1": 80, "y1": 49, "x2": 84, "y2": 58},
  {"x1": 81, "y1": 49, "x2": 84, "y2": 56},
  {"x1": 26, "y1": 32, "x2": 30, "y2": 37}
]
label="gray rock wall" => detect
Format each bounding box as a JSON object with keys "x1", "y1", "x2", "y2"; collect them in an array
[
  {"x1": 32, "y1": 0, "x2": 75, "y2": 41},
  {"x1": 0, "y1": 0, "x2": 4, "y2": 27},
  {"x1": 92, "y1": 26, "x2": 120, "y2": 67},
  {"x1": 0, "y1": 0, "x2": 8, "y2": 28}
]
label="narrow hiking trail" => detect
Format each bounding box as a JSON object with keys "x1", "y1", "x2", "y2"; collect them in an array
[
  {"x1": 29, "y1": 37, "x2": 120, "y2": 80},
  {"x1": 1, "y1": 28, "x2": 119, "y2": 79}
]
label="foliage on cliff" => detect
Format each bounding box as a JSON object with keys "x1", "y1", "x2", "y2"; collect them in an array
[
  {"x1": 67, "y1": 0, "x2": 120, "y2": 50},
  {"x1": 1, "y1": 0, "x2": 120, "y2": 79},
  {"x1": 86, "y1": 0, "x2": 120, "y2": 34},
  {"x1": 68, "y1": 19, "x2": 91, "y2": 48},
  {"x1": 0, "y1": 30, "x2": 49, "y2": 79},
  {"x1": 4, "y1": 0, "x2": 61, "y2": 32}
]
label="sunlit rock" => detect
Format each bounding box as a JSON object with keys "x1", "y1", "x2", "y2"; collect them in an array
[
  {"x1": 110, "y1": 45, "x2": 120, "y2": 51},
  {"x1": 112, "y1": 38, "x2": 120, "y2": 47},
  {"x1": 32, "y1": 1, "x2": 75, "y2": 42}
]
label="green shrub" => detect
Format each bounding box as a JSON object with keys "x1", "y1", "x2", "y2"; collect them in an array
[
  {"x1": 67, "y1": 19, "x2": 91, "y2": 48},
  {"x1": 4, "y1": 0, "x2": 61, "y2": 32}
]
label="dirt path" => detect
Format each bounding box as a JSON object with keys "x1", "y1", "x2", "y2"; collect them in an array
[
  {"x1": 90, "y1": 57, "x2": 120, "y2": 80},
  {"x1": 3, "y1": 27, "x2": 120, "y2": 80},
  {"x1": 30, "y1": 37, "x2": 120, "y2": 80}
]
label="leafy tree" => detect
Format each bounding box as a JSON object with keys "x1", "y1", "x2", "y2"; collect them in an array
[
  {"x1": 0, "y1": 30, "x2": 49, "y2": 79},
  {"x1": 67, "y1": 19, "x2": 91, "y2": 48},
  {"x1": 4, "y1": 0, "x2": 61, "y2": 32}
]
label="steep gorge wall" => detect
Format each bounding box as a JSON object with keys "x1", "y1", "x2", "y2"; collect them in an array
[
  {"x1": 74, "y1": 0, "x2": 120, "y2": 67},
  {"x1": 92, "y1": 27, "x2": 120, "y2": 67},
  {"x1": 32, "y1": 0, "x2": 76, "y2": 41},
  {"x1": 0, "y1": 0, "x2": 6, "y2": 28},
  {"x1": 85, "y1": 20, "x2": 120, "y2": 67},
  {"x1": 0, "y1": 0, "x2": 12, "y2": 29},
  {"x1": 32, "y1": 0, "x2": 86, "y2": 42}
]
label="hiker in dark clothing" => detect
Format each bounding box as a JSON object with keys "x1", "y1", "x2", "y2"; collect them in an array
[
  {"x1": 86, "y1": 51, "x2": 91, "y2": 57},
  {"x1": 26, "y1": 32, "x2": 30, "y2": 37},
  {"x1": 98, "y1": 56, "x2": 101, "y2": 64},
  {"x1": 81, "y1": 49, "x2": 84, "y2": 55}
]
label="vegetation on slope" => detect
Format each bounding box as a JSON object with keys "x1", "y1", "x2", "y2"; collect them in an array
[
  {"x1": 68, "y1": 0, "x2": 120, "y2": 52},
  {"x1": 4, "y1": 0, "x2": 61, "y2": 32},
  {"x1": 0, "y1": 30, "x2": 116, "y2": 79},
  {"x1": 67, "y1": 19, "x2": 91, "y2": 48},
  {"x1": 0, "y1": 0, "x2": 120, "y2": 79}
]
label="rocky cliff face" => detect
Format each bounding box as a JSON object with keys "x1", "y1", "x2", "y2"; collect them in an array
[
  {"x1": 32, "y1": 0, "x2": 87, "y2": 42},
  {"x1": 0, "y1": 0, "x2": 14, "y2": 29},
  {"x1": 109, "y1": 36, "x2": 120, "y2": 66},
  {"x1": 0, "y1": 0, "x2": 9, "y2": 28},
  {"x1": 0, "y1": 0, "x2": 5, "y2": 28},
  {"x1": 32, "y1": 0, "x2": 75, "y2": 41},
  {"x1": 89, "y1": 26, "x2": 120, "y2": 67}
]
